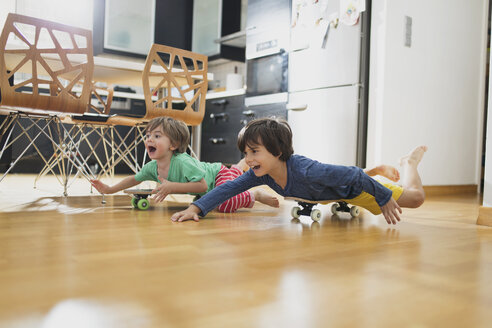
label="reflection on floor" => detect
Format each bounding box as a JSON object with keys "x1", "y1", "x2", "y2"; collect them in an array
[{"x1": 0, "y1": 174, "x2": 491, "y2": 327}]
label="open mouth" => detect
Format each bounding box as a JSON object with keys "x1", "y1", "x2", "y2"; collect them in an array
[
  {"x1": 251, "y1": 165, "x2": 260, "y2": 170},
  {"x1": 147, "y1": 146, "x2": 156, "y2": 155}
]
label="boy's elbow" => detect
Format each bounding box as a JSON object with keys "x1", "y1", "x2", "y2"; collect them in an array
[{"x1": 199, "y1": 180, "x2": 208, "y2": 192}]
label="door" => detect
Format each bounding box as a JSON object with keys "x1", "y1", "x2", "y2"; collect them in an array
[{"x1": 288, "y1": 86, "x2": 359, "y2": 165}]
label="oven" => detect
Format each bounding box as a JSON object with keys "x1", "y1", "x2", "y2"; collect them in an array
[
  {"x1": 245, "y1": 50, "x2": 288, "y2": 106},
  {"x1": 245, "y1": 0, "x2": 291, "y2": 107}
]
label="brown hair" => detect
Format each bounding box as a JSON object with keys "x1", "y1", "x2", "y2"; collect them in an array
[
  {"x1": 237, "y1": 117, "x2": 293, "y2": 161},
  {"x1": 146, "y1": 117, "x2": 189, "y2": 153}
]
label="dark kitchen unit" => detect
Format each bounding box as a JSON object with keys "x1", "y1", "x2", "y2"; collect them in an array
[
  {"x1": 200, "y1": 91, "x2": 286, "y2": 165},
  {"x1": 245, "y1": 0, "x2": 291, "y2": 107},
  {"x1": 192, "y1": 0, "x2": 244, "y2": 62},
  {"x1": 93, "y1": 0, "x2": 194, "y2": 58},
  {"x1": 200, "y1": 0, "x2": 291, "y2": 165},
  {"x1": 0, "y1": 89, "x2": 147, "y2": 174}
]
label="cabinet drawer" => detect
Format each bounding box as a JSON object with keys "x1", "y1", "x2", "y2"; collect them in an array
[
  {"x1": 200, "y1": 132, "x2": 242, "y2": 165},
  {"x1": 202, "y1": 96, "x2": 245, "y2": 132},
  {"x1": 200, "y1": 96, "x2": 287, "y2": 164}
]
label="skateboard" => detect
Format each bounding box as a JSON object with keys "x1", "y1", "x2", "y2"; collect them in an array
[
  {"x1": 285, "y1": 197, "x2": 360, "y2": 221},
  {"x1": 124, "y1": 188, "x2": 154, "y2": 210}
]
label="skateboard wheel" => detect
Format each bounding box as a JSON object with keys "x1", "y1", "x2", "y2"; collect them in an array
[
  {"x1": 291, "y1": 206, "x2": 301, "y2": 219},
  {"x1": 131, "y1": 197, "x2": 139, "y2": 208},
  {"x1": 350, "y1": 206, "x2": 360, "y2": 217},
  {"x1": 311, "y1": 209, "x2": 322, "y2": 222},
  {"x1": 331, "y1": 203, "x2": 340, "y2": 214},
  {"x1": 137, "y1": 198, "x2": 149, "y2": 210}
]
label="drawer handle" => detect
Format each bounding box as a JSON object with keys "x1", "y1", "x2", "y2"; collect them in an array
[
  {"x1": 211, "y1": 99, "x2": 228, "y2": 106},
  {"x1": 209, "y1": 137, "x2": 226, "y2": 144},
  {"x1": 210, "y1": 113, "x2": 229, "y2": 121}
]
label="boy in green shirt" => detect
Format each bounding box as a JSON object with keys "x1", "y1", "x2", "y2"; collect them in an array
[{"x1": 90, "y1": 117, "x2": 279, "y2": 212}]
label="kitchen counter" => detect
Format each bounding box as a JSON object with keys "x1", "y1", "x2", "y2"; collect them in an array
[
  {"x1": 206, "y1": 88, "x2": 245, "y2": 99},
  {"x1": 4, "y1": 37, "x2": 213, "y2": 87}
]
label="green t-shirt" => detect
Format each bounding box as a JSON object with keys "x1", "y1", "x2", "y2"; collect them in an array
[{"x1": 134, "y1": 153, "x2": 222, "y2": 196}]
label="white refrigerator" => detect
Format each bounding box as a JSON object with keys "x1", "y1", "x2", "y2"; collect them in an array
[{"x1": 287, "y1": 0, "x2": 367, "y2": 166}]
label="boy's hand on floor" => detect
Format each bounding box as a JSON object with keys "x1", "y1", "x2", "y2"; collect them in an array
[
  {"x1": 380, "y1": 198, "x2": 402, "y2": 225},
  {"x1": 90, "y1": 179, "x2": 110, "y2": 194},
  {"x1": 153, "y1": 176, "x2": 173, "y2": 202},
  {"x1": 171, "y1": 205, "x2": 201, "y2": 222}
]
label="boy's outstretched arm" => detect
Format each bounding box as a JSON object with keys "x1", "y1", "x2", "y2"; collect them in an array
[
  {"x1": 380, "y1": 198, "x2": 402, "y2": 225},
  {"x1": 153, "y1": 177, "x2": 208, "y2": 203},
  {"x1": 171, "y1": 204, "x2": 201, "y2": 222},
  {"x1": 90, "y1": 176, "x2": 139, "y2": 194}
]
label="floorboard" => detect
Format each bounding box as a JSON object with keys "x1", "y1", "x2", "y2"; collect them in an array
[{"x1": 0, "y1": 174, "x2": 491, "y2": 327}]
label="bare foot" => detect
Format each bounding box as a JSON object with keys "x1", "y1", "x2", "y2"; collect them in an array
[
  {"x1": 399, "y1": 145, "x2": 428, "y2": 167},
  {"x1": 236, "y1": 158, "x2": 249, "y2": 172},
  {"x1": 253, "y1": 189, "x2": 280, "y2": 208},
  {"x1": 371, "y1": 165, "x2": 400, "y2": 182}
]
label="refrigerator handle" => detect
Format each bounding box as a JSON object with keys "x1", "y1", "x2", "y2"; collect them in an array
[
  {"x1": 242, "y1": 110, "x2": 255, "y2": 117},
  {"x1": 286, "y1": 103, "x2": 308, "y2": 111}
]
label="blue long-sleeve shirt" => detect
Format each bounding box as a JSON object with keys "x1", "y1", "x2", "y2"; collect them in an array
[{"x1": 192, "y1": 154, "x2": 393, "y2": 216}]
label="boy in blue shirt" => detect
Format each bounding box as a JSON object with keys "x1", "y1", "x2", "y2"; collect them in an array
[{"x1": 171, "y1": 118, "x2": 426, "y2": 224}]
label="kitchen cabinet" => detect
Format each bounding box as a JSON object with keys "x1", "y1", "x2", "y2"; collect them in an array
[
  {"x1": 192, "y1": 0, "x2": 221, "y2": 56},
  {"x1": 201, "y1": 93, "x2": 287, "y2": 165},
  {"x1": 201, "y1": 94, "x2": 245, "y2": 165},
  {"x1": 94, "y1": 0, "x2": 241, "y2": 60},
  {"x1": 192, "y1": 0, "x2": 244, "y2": 62},
  {"x1": 154, "y1": 0, "x2": 193, "y2": 51},
  {"x1": 94, "y1": 0, "x2": 193, "y2": 57}
]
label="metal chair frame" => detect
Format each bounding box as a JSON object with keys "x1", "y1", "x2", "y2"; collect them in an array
[
  {"x1": 0, "y1": 13, "x2": 98, "y2": 193},
  {"x1": 1, "y1": 14, "x2": 208, "y2": 195}
]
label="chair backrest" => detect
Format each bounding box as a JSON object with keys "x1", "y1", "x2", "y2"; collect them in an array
[
  {"x1": 142, "y1": 44, "x2": 208, "y2": 126},
  {"x1": 89, "y1": 85, "x2": 113, "y2": 115},
  {"x1": 0, "y1": 13, "x2": 93, "y2": 114}
]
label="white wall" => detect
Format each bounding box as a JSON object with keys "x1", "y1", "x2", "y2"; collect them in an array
[
  {"x1": 0, "y1": 0, "x2": 16, "y2": 27},
  {"x1": 367, "y1": 0, "x2": 489, "y2": 186},
  {"x1": 482, "y1": 3, "x2": 492, "y2": 206},
  {"x1": 0, "y1": 0, "x2": 93, "y2": 30}
]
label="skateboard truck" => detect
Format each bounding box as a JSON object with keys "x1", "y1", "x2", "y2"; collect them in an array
[
  {"x1": 131, "y1": 194, "x2": 150, "y2": 210},
  {"x1": 289, "y1": 198, "x2": 360, "y2": 222},
  {"x1": 124, "y1": 189, "x2": 153, "y2": 210},
  {"x1": 291, "y1": 201, "x2": 322, "y2": 222},
  {"x1": 331, "y1": 201, "x2": 360, "y2": 217}
]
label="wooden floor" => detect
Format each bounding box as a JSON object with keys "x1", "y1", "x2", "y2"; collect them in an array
[{"x1": 1, "y1": 174, "x2": 492, "y2": 327}]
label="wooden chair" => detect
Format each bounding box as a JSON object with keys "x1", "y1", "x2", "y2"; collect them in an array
[
  {"x1": 64, "y1": 43, "x2": 208, "y2": 180},
  {"x1": 0, "y1": 13, "x2": 94, "y2": 114},
  {"x1": 0, "y1": 13, "x2": 96, "y2": 193},
  {"x1": 0, "y1": 14, "x2": 208, "y2": 194},
  {"x1": 142, "y1": 43, "x2": 208, "y2": 126}
]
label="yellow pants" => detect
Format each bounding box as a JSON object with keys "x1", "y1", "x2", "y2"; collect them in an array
[{"x1": 341, "y1": 183, "x2": 404, "y2": 215}]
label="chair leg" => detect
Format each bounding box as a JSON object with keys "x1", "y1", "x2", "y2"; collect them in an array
[{"x1": 0, "y1": 115, "x2": 54, "y2": 183}]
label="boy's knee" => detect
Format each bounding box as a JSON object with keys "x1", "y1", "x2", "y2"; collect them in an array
[
  {"x1": 410, "y1": 191, "x2": 425, "y2": 208},
  {"x1": 217, "y1": 201, "x2": 236, "y2": 213}
]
